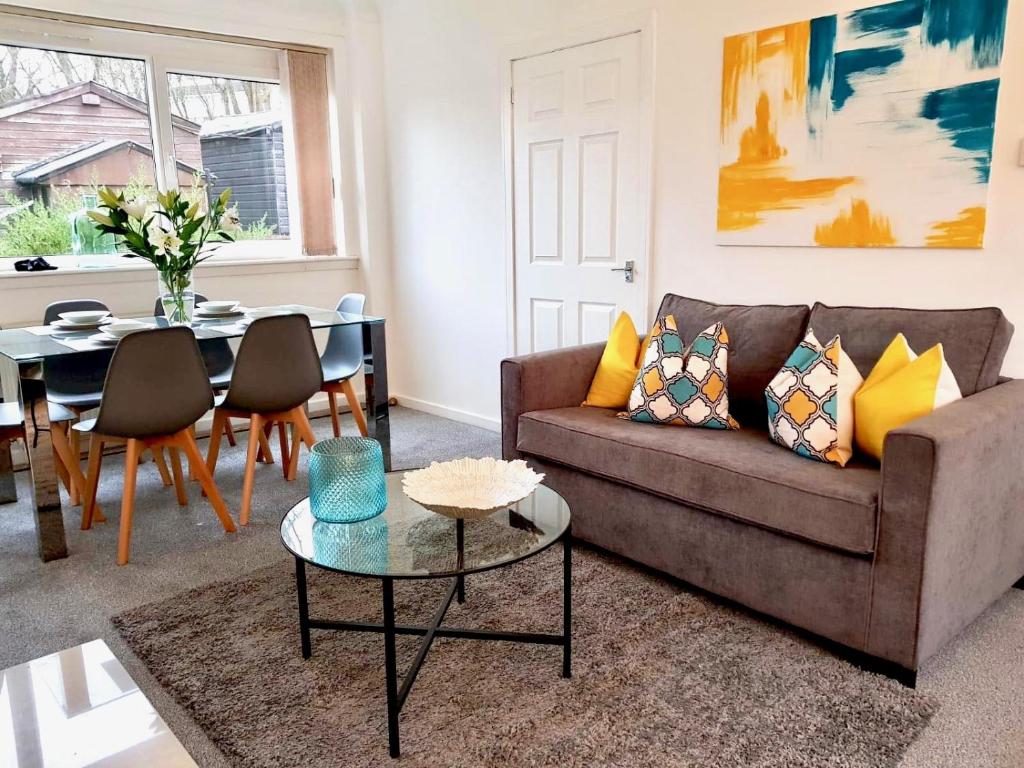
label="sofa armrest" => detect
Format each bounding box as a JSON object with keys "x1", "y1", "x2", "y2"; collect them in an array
[
  {"x1": 501, "y1": 343, "x2": 605, "y2": 460},
  {"x1": 869, "y1": 379, "x2": 1024, "y2": 669}
]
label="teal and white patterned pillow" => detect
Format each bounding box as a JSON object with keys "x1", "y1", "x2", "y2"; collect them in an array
[
  {"x1": 620, "y1": 315, "x2": 739, "y2": 429},
  {"x1": 765, "y1": 330, "x2": 862, "y2": 466}
]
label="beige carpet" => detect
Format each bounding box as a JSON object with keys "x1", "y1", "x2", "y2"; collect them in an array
[{"x1": 112, "y1": 546, "x2": 935, "y2": 767}]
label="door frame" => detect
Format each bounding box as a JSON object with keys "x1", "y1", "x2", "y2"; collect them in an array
[{"x1": 500, "y1": 10, "x2": 657, "y2": 356}]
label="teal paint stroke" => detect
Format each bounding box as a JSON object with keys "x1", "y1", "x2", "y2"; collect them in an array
[
  {"x1": 832, "y1": 45, "x2": 904, "y2": 111},
  {"x1": 923, "y1": 0, "x2": 1008, "y2": 69},
  {"x1": 921, "y1": 78, "x2": 1000, "y2": 183},
  {"x1": 848, "y1": 0, "x2": 925, "y2": 38}
]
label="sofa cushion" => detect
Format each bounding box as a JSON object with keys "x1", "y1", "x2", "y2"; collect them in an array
[
  {"x1": 656, "y1": 295, "x2": 810, "y2": 427},
  {"x1": 518, "y1": 406, "x2": 879, "y2": 554},
  {"x1": 808, "y1": 302, "x2": 1013, "y2": 396}
]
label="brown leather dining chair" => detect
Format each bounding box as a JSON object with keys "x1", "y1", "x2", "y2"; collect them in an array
[
  {"x1": 77, "y1": 327, "x2": 236, "y2": 565},
  {"x1": 206, "y1": 315, "x2": 323, "y2": 526}
]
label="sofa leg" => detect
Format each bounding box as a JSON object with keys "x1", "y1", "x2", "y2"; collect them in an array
[
  {"x1": 1013, "y1": 576, "x2": 1024, "y2": 590},
  {"x1": 890, "y1": 666, "x2": 917, "y2": 689}
]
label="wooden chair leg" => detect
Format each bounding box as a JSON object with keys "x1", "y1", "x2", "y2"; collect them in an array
[
  {"x1": 240, "y1": 415, "x2": 264, "y2": 526},
  {"x1": 50, "y1": 424, "x2": 103, "y2": 526},
  {"x1": 178, "y1": 430, "x2": 235, "y2": 533},
  {"x1": 342, "y1": 379, "x2": 369, "y2": 437},
  {"x1": 277, "y1": 421, "x2": 291, "y2": 479},
  {"x1": 152, "y1": 447, "x2": 173, "y2": 487},
  {"x1": 117, "y1": 439, "x2": 141, "y2": 565},
  {"x1": 81, "y1": 436, "x2": 105, "y2": 529},
  {"x1": 69, "y1": 418, "x2": 82, "y2": 506},
  {"x1": 285, "y1": 406, "x2": 319, "y2": 482},
  {"x1": 169, "y1": 447, "x2": 188, "y2": 507},
  {"x1": 258, "y1": 424, "x2": 275, "y2": 465},
  {"x1": 327, "y1": 391, "x2": 341, "y2": 438},
  {"x1": 206, "y1": 411, "x2": 226, "y2": 475},
  {"x1": 224, "y1": 417, "x2": 237, "y2": 447},
  {"x1": 188, "y1": 426, "x2": 198, "y2": 480},
  {"x1": 286, "y1": 421, "x2": 302, "y2": 482}
]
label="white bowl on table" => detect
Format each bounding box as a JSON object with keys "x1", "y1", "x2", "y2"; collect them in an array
[
  {"x1": 197, "y1": 300, "x2": 240, "y2": 314},
  {"x1": 245, "y1": 307, "x2": 291, "y2": 322},
  {"x1": 59, "y1": 310, "x2": 110, "y2": 326},
  {"x1": 102, "y1": 320, "x2": 150, "y2": 339}
]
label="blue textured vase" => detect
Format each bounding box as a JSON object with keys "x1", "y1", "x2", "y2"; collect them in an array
[
  {"x1": 312, "y1": 517, "x2": 390, "y2": 572},
  {"x1": 308, "y1": 437, "x2": 387, "y2": 523}
]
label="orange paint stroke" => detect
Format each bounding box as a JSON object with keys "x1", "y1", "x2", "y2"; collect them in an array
[
  {"x1": 718, "y1": 166, "x2": 857, "y2": 231},
  {"x1": 739, "y1": 92, "x2": 785, "y2": 163},
  {"x1": 814, "y1": 200, "x2": 897, "y2": 247},
  {"x1": 926, "y1": 206, "x2": 986, "y2": 248},
  {"x1": 720, "y1": 21, "x2": 810, "y2": 138}
]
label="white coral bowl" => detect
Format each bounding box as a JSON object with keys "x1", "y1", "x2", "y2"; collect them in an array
[{"x1": 402, "y1": 458, "x2": 544, "y2": 518}]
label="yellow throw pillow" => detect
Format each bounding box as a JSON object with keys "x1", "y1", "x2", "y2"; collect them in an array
[
  {"x1": 582, "y1": 312, "x2": 643, "y2": 408},
  {"x1": 854, "y1": 337, "x2": 962, "y2": 460}
]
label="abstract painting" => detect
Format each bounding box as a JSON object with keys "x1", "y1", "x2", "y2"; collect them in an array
[{"x1": 716, "y1": 0, "x2": 1009, "y2": 248}]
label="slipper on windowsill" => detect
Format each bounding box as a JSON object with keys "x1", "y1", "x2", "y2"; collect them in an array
[{"x1": 13, "y1": 257, "x2": 58, "y2": 272}]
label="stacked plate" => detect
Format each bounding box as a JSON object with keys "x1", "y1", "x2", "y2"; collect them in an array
[
  {"x1": 195, "y1": 300, "x2": 245, "y2": 320},
  {"x1": 52, "y1": 310, "x2": 112, "y2": 332},
  {"x1": 88, "y1": 319, "x2": 153, "y2": 345}
]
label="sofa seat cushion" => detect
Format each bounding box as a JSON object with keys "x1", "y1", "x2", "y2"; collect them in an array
[{"x1": 518, "y1": 407, "x2": 880, "y2": 555}]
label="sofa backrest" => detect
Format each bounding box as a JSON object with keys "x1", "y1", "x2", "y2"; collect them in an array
[
  {"x1": 808, "y1": 303, "x2": 1014, "y2": 396},
  {"x1": 656, "y1": 294, "x2": 810, "y2": 428}
]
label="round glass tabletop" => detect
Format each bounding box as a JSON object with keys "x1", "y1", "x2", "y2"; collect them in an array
[{"x1": 280, "y1": 471, "x2": 571, "y2": 579}]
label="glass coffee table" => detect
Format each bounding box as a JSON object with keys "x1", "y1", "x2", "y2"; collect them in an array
[{"x1": 280, "y1": 471, "x2": 572, "y2": 758}]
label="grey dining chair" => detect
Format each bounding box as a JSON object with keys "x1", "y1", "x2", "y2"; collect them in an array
[
  {"x1": 0, "y1": 391, "x2": 104, "y2": 521},
  {"x1": 320, "y1": 293, "x2": 368, "y2": 438},
  {"x1": 43, "y1": 300, "x2": 175, "y2": 500},
  {"x1": 76, "y1": 327, "x2": 235, "y2": 565},
  {"x1": 154, "y1": 293, "x2": 238, "y2": 450},
  {"x1": 206, "y1": 315, "x2": 323, "y2": 526}
]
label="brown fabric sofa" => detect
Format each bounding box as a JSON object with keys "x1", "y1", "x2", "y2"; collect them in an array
[{"x1": 501, "y1": 294, "x2": 1024, "y2": 684}]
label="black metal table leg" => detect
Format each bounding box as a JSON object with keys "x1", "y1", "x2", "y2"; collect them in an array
[
  {"x1": 363, "y1": 322, "x2": 391, "y2": 471},
  {"x1": 563, "y1": 525, "x2": 572, "y2": 678},
  {"x1": 456, "y1": 518, "x2": 465, "y2": 604},
  {"x1": 382, "y1": 578, "x2": 400, "y2": 758},
  {"x1": 295, "y1": 557, "x2": 311, "y2": 659}
]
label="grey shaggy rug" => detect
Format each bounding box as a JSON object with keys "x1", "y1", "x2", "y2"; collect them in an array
[{"x1": 112, "y1": 547, "x2": 937, "y2": 767}]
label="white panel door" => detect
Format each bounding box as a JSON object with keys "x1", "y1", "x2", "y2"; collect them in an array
[{"x1": 512, "y1": 33, "x2": 645, "y2": 353}]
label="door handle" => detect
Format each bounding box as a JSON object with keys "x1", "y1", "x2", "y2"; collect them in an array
[{"x1": 610, "y1": 260, "x2": 635, "y2": 283}]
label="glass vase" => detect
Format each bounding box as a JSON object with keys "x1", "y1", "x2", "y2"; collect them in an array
[
  {"x1": 158, "y1": 269, "x2": 195, "y2": 326},
  {"x1": 309, "y1": 437, "x2": 387, "y2": 523}
]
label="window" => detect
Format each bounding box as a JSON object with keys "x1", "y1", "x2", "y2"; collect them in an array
[
  {"x1": 166, "y1": 74, "x2": 290, "y2": 243},
  {"x1": 0, "y1": 14, "x2": 332, "y2": 269},
  {"x1": 0, "y1": 45, "x2": 159, "y2": 261}
]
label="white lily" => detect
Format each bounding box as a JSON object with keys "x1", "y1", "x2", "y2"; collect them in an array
[
  {"x1": 147, "y1": 224, "x2": 183, "y2": 256},
  {"x1": 119, "y1": 197, "x2": 149, "y2": 221},
  {"x1": 218, "y1": 207, "x2": 242, "y2": 234}
]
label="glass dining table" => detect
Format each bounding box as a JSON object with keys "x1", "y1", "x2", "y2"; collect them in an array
[{"x1": 0, "y1": 305, "x2": 389, "y2": 563}]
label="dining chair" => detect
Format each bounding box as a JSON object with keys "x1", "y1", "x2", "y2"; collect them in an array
[
  {"x1": 153, "y1": 294, "x2": 238, "y2": 450},
  {"x1": 0, "y1": 397, "x2": 105, "y2": 524},
  {"x1": 77, "y1": 327, "x2": 236, "y2": 565},
  {"x1": 206, "y1": 315, "x2": 323, "y2": 526},
  {"x1": 43, "y1": 300, "x2": 175, "y2": 501},
  {"x1": 320, "y1": 293, "x2": 369, "y2": 438}
]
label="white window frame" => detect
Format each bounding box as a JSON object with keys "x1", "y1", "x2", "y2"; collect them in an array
[{"x1": 0, "y1": 11, "x2": 305, "y2": 265}]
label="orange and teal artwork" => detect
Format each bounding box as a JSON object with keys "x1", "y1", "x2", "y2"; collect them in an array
[{"x1": 716, "y1": 0, "x2": 1008, "y2": 248}]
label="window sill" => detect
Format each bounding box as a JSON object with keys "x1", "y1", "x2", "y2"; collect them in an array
[{"x1": 0, "y1": 254, "x2": 359, "y2": 288}]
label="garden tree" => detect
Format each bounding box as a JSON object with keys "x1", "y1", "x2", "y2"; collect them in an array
[{"x1": 0, "y1": 44, "x2": 272, "y2": 121}]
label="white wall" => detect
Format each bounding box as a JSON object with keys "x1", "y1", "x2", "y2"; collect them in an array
[{"x1": 374, "y1": 0, "x2": 1024, "y2": 427}]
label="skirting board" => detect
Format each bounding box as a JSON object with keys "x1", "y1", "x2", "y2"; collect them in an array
[{"x1": 392, "y1": 394, "x2": 500, "y2": 433}]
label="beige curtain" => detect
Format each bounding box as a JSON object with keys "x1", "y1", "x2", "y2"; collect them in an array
[{"x1": 286, "y1": 50, "x2": 337, "y2": 256}]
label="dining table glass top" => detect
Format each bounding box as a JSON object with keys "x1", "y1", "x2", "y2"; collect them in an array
[{"x1": 0, "y1": 305, "x2": 384, "y2": 363}]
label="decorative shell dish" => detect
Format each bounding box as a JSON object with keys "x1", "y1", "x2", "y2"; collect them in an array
[{"x1": 402, "y1": 457, "x2": 544, "y2": 519}]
